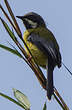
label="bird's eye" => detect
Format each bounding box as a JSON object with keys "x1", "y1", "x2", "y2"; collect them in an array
[{"x1": 24, "y1": 18, "x2": 37, "y2": 28}]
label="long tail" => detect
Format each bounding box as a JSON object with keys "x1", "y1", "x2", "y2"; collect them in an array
[{"x1": 46, "y1": 59, "x2": 54, "y2": 100}]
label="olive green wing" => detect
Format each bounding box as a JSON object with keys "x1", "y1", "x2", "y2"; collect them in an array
[
  {"x1": 27, "y1": 32, "x2": 61, "y2": 68},
  {"x1": 28, "y1": 33, "x2": 57, "y2": 62}
]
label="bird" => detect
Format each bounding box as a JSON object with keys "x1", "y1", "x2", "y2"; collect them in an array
[{"x1": 16, "y1": 12, "x2": 62, "y2": 100}]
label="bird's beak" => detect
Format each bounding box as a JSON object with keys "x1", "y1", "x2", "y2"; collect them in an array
[
  {"x1": 16, "y1": 15, "x2": 29, "y2": 29},
  {"x1": 16, "y1": 16, "x2": 24, "y2": 20},
  {"x1": 16, "y1": 15, "x2": 26, "y2": 24}
]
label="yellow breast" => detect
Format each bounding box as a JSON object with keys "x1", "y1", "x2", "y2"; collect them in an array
[{"x1": 23, "y1": 29, "x2": 47, "y2": 68}]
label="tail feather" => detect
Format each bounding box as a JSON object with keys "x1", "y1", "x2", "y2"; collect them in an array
[{"x1": 46, "y1": 59, "x2": 54, "y2": 100}]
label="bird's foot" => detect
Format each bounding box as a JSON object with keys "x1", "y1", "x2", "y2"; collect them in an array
[{"x1": 28, "y1": 55, "x2": 32, "y2": 61}]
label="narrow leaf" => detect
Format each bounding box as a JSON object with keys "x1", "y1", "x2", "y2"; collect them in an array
[
  {"x1": 0, "y1": 92, "x2": 26, "y2": 109},
  {"x1": 4, "y1": 0, "x2": 22, "y2": 37},
  {"x1": 0, "y1": 44, "x2": 23, "y2": 58},
  {"x1": 0, "y1": 17, "x2": 17, "y2": 42},
  {"x1": 0, "y1": 4, "x2": 17, "y2": 34},
  {"x1": 13, "y1": 88, "x2": 31, "y2": 110},
  {"x1": 43, "y1": 102, "x2": 47, "y2": 110}
]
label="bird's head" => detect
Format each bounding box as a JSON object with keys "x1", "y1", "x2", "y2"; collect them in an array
[{"x1": 16, "y1": 12, "x2": 46, "y2": 29}]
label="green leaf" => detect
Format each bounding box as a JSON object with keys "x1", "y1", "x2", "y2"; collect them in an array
[
  {"x1": 43, "y1": 102, "x2": 47, "y2": 110},
  {"x1": 0, "y1": 92, "x2": 26, "y2": 109},
  {"x1": 0, "y1": 44, "x2": 23, "y2": 58},
  {"x1": 13, "y1": 88, "x2": 31, "y2": 110},
  {"x1": 0, "y1": 17, "x2": 17, "y2": 42}
]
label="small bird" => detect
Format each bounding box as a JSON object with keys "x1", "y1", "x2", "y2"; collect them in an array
[{"x1": 16, "y1": 12, "x2": 62, "y2": 100}]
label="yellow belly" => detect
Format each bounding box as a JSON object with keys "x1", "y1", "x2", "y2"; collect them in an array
[{"x1": 24, "y1": 41, "x2": 47, "y2": 68}]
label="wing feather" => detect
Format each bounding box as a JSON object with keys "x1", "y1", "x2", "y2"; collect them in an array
[{"x1": 27, "y1": 33, "x2": 57, "y2": 61}]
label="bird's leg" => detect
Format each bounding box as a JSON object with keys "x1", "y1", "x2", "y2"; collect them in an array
[{"x1": 27, "y1": 54, "x2": 32, "y2": 61}]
